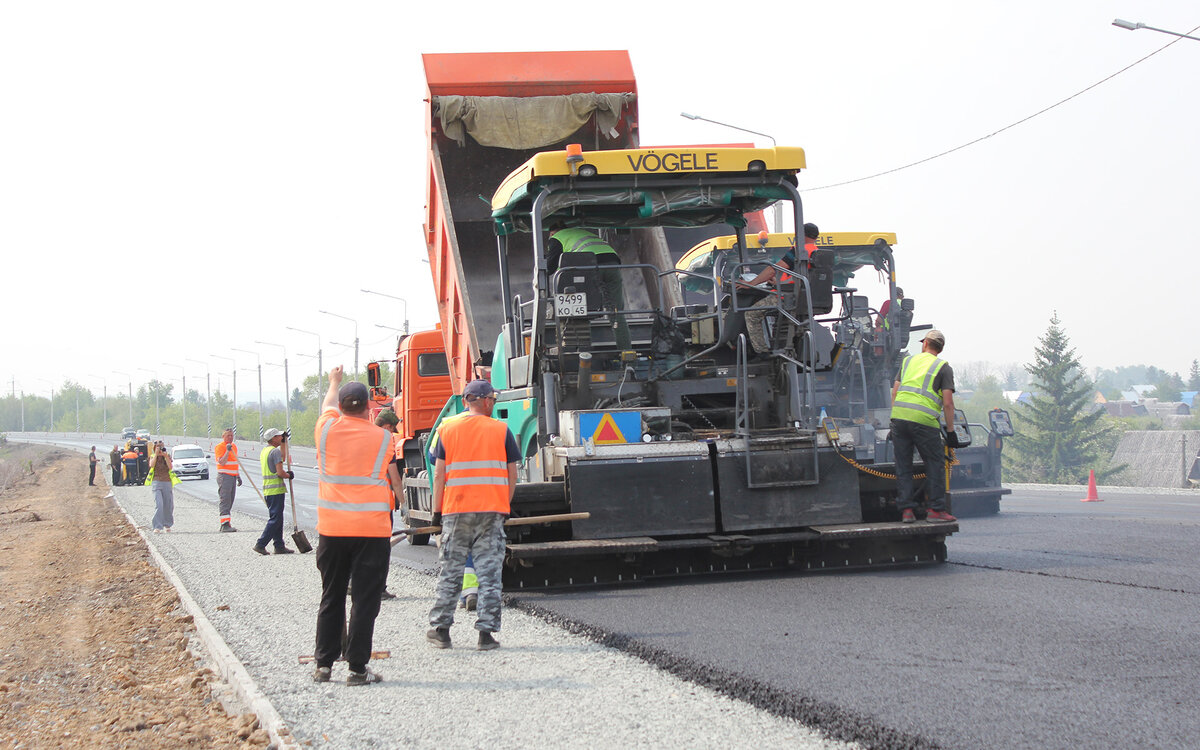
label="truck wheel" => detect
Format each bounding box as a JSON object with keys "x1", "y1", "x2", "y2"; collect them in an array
[
  {"x1": 408, "y1": 531, "x2": 430, "y2": 546},
  {"x1": 201, "y1": 471, "x2": 209, "y2": 480}
]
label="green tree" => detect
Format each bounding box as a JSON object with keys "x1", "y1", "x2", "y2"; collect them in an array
[
  {"x1": 1149, "y1": 372, "x2": 1184, "y2": 402},
  {"x1": 1006, "y1": 314, "x2": 1122, "y2": 484},
  {"x1": 1188, "y1": 359, "x2": 1200, "y2": 391}
]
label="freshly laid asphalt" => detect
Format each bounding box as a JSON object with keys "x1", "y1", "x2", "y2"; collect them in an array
[{"x1": 18, "y1": 432, "x2": 1200, "y2": 749}]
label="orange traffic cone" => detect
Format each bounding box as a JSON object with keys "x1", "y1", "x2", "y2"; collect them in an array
[{"x1": 1081, "y1": 469, "x2": 1102, "y2": 502}]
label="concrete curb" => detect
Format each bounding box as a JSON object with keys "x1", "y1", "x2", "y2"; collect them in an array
[{"x1": 109, "y1": 493, "x2": 299, "y2": 749}]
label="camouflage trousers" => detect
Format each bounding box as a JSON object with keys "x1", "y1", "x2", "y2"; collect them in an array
[{"x1": 428, "y1": 512, "x2": 506, "y2": 633}]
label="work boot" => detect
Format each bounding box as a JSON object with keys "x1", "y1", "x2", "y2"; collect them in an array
[
  {"x1": 380, "y1": 589, "x2": 396, "y2": 600},
  {"x1": 312, "y1": 666, "x2": 331, "y2": 683},
  {"x1": 220, "y1": 522, "x2": 237, "y2": 533},
  {"x1": 477, "y1": 631, "x2": 499, "y2": 651},
  {"x1": 901, "y1": 509, "x2": 916, "y2": 524},
  {"x1": 465, "y1": 594, "x2": 477, "y2": 612},
  {"x1": 426, "y1": 627, "x2": 451, "y2": 649},
  {"x1": 926, "y1": 509, "x2": 957, "y2": 523},
  {"x1": 252, "y1": 545, "x2": 269, "y2": 556},
  {"x1": 346, "y1": 667, "x2": 383, "y2": 686},
  {"x1": 273, "y1": 546, "x2": 295, "y2": 555}
]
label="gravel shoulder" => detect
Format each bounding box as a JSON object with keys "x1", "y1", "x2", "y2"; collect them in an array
[
  {"x1": 0, "y1": 446, "x2": 265, "y2": 749},
  {"x1": 95, "y1": 447, "x2": 859, "y2": 748}
]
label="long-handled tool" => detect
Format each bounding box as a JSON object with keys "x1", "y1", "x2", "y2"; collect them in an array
[
  {"x1": 240, "y1": 463, "x2": 264, "y2": 502},
  {"x1": 389, "y1": 511, "x2": 590, "y2": 547},
  {"x1": 285, "y1": 440, "x2": 312, "y2": 553}
]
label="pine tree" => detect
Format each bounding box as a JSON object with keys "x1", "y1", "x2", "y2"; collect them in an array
[
  {"x1": 1188, "y1": 359, "x2": 1200, "y2": 391},
  {"x1": 1006, "y1": 314, "x2": 1119, "y2": 483}
]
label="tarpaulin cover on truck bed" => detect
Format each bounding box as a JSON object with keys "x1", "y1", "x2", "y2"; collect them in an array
[{"x1": 434, "y1": 93, "x2": 635, "y2": 149}]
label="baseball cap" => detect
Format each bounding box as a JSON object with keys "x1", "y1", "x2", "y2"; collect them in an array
[
  {"x1": 263, "y1": 427, "x2": 285, "y2": 441},
  {"x1": 375, "y1": 410, "x2": 400, "y2": 427},
  {"x1": 803, "y1": 222, "x2": 819, "y2": 239},
  {"x1": 463, "y1": 379, "x2": 497, "y2": 400},
  {"x1": 339, "y1": 381, "x2": 369, "y2": 410},
  {"x1": 921, "y1": 329, "x2": 946, "y2": 348}
]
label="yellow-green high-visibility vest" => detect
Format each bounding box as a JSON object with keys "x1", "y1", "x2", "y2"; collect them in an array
[
  {"x1": 891, "y1": 352, "x2": 946, "y2": 428},
  {"x1": 261, "y1": 447, "x2": 286, "y2": 495},
  {"x1": 551, "y1": 228, "x2": 618, "y2": 260}
]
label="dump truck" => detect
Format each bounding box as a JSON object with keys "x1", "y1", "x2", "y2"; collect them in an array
[
  {"x1": 406, "y1": 51, "x2": 958, "y2": 587},
  {"x1": 677, "y1": 230, "x2": 1014, "y2": 516}
]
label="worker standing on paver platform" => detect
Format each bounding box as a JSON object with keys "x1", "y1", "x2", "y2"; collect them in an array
[
  {"x1": 253, "y1": 428, "x2": 295, "y2": 556},
  {"x1": 214, "y1": 427, "x2": 242, "y2": 532},
  {"x1": 312, "y1": 365, "x2": 392, "y2": 686},
  {"x1": 426, "y1": 378, "x2": 520, "y2": 651},
  {"x1": 121, "y1": 444, "x2": 139, "y2": 486},
  {"x1": 891, "y1": 328, "x2": 960, "y2": 524}
]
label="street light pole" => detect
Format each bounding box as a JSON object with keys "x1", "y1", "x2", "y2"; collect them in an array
[
  {"x1": 361, "y1": 289, "x2": 409, "y2": 336},
  {"x1": 186, "y1": 358, "x2": 211, "y2": 439},
  {"x1": 256, "y1": 341, "x2": 290, "y2": 433},
  {"x1": 319, "y1": 310, "x2": 360, "y2": 380},
  {"x1": 286, "y1": 326, "x2": 323, "y2": 400},
  {"x1": 113, "y1": 370, "x2": 133, "y2": 426},
  {"x1": 234, "y1": 348, "x2": 265, "y2": 438},
  {"x1": 212, "y1": 355, "x2": 236, "y2": 437},
  {"x1": 163, "y1": 362, "x2": 186, "y2": 437},
  {"x1": 680, "y1": 111, "x2": 783, "y2": 232},
  {"x1": 1112, "y1": 18, "x2": 1200, "y2": 41}
]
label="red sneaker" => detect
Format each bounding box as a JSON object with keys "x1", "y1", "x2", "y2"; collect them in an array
[
  {"x1": 926, "y1": 510, "x2": 957, "y2": 523},
  {"x1": 901, "y1": 509, "x2": 916, "y2": 523}
]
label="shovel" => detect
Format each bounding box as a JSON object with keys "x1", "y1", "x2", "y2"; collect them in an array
[{"x1": 285, "y1": 442, "x2": 312, "y2": 553}]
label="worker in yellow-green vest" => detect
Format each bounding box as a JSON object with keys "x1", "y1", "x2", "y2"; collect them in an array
[
  {"x1": 254, "y1": 428, "x2": 296, "y2": 555},
  {"x1": 546, "y1": 227, "x2": 631, "y2": 350},
  {"x1": 890, "y1": 329, "x2": 962, "y2": 524}
]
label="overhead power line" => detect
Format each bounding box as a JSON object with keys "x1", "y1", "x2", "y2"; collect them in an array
[{"x1": 807, "y1": 23, "x2": 1200, "y2": 192}]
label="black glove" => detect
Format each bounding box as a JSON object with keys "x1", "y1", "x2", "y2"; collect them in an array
[
  {"x1": 944, "y1": 427, "x2": 964, "y2": 449},
  {"x1": 431, "y1": 512, "x2": 442, "y2": 528},
  {"x1": 286, "y1": 470, "x2": 295, "y2": 480}
]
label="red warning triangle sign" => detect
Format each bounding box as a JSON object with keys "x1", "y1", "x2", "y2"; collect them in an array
[{"x1": 592, "y1": 413, "x2": 626, "y2": 444}]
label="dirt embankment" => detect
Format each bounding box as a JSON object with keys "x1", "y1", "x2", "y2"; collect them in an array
[{"x1": 0, "y1": 445, "x2": 270, "y2": 749}]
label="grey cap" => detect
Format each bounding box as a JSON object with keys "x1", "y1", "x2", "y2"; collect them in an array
[
  {"x1": 922, "y1": 329, "x2": 946, "y2": 348},
  {"x1": 263, "y1": 427, "x2": 285, "y2": 441},
  {"x1": 463, "y1": 379, "x2": 497, "y2": 400}
]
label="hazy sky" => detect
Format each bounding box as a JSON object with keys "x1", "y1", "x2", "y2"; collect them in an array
[{"x1": 3, "y1": 1, "x2": 1198, "y2": 402}]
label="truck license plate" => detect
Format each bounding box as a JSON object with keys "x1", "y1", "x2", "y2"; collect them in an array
[{"x1": 555, "y1": 292, "x2": 587, "y2": 318}]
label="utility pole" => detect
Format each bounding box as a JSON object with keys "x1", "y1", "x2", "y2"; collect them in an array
[
  {"x1": 287, "y1": 326, "x2": 323, "y2": 400},
  {"x1": 361, "y1": 289, "x2": 409, "y2": 336},
  {"x1": 212, "y1": 355, "x2": 236, "y2": 438},
  {"x1": 89, "y1": 375, "x2": 107, "y2": 434},
  {"x1": 319, "y1": 310, "x2": 360, "y2": 381},
  {"x1": 256, "y1": 341, "x2": 290, "y2": 433},
  {"x1": 163, "y1": 362, "x2": 186, "y2": 437},
  {"x1": 187, "y1": 359, "x2": 211, "y2": 440},
  {"x1": 1183, "y1": 434, "x2": 1190, "y2": 489},
  {"x1": 138, "y1": 368, "x2": 159, "y2": 434},
  {"x1": 234, "y1": 348, "x2": 264, "y2": 438},
  {"x1": 113, "y1": 370, "x2": 133, "y2": 427},
  {"x1": 75, "y1": 389, "x2": 80, "y2": 434}
]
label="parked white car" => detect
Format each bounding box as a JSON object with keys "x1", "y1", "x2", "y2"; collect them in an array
[{"x1": 171, "y1": 444, "x2": 209, "y2": 480}]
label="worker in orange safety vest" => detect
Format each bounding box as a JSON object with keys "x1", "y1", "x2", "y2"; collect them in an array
[
  {"x1": 311, "y1": 365, "x2": 393, "y2": 686},
  {"x1": 214, "y1": 427, "x2": 242, "y2": 532}
]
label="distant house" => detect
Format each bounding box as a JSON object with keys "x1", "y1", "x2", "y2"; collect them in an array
[
  {"x1": 1131, "y1": 384, "x2": 1156, "y2": 397},
  {"x1": 1120, "y1": 389, "x2": 1141, "y2": 403},
  {"x1": 1103, "y1": 401, "x2": 1149, "y2": 418},
  {"x1": 1111, "y1": 430, "x2": 1200, "y2": 488},
  {"x1": 1181, "y1": 391, "x2": 1199, "y2": 409},
  {"x1": 1003, "y1": 390, "x2": 1034, "y2": 405},
  {"x1": 1092, "y1": 391, "x2": 1107, "y2": 404},
  {"x1": 1142, "y1": 398, "x2": 1191, "y2": 418}
]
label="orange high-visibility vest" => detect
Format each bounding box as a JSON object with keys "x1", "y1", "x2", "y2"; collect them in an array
[
  {"x1": 777, "y1": 241, "x2": 818, "y2": 284},
  {"x1": 439, "y1": 414, "x2": 512, "y2": 515},
  {"x1": 215, "y1": 442, "x2": 239, "y2": 476},
  {"x1": 315, "y1": 412, "x2": 394, "y2": 538},
  {"x1": 122, "y1": 451, "x2": 137, "y2": 461}
]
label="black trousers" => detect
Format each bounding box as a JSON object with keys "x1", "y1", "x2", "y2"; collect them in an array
[
  {"x1": 89, "y1": 464, "x2": 97, "y2": 485},
  {"x1": 111, "y1": 465, "x2": 120, "y2": 486},
  {"x1": 891, "y1": 418, "x2": 947, "y2": 512},
  {"x1": 314, "y1": 535, "x2": 390, "y2": 672}
]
